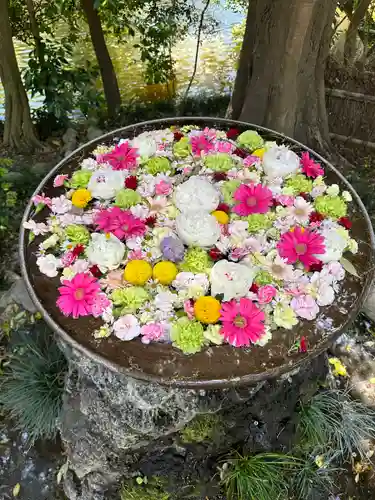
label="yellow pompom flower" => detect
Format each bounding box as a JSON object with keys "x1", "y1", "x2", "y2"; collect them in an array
[
  {"x1": 194, "y1": 296, "x2": 221, "y2": 324},
  {"x1": 252, "y1": 148, "x2": 266, "y2": 158},
  {"x1": 71, "y1": 188, "x2": 92, "y2": 208},
  {"x1": 212, "y1": 210, "x2": 229, "y2": 225},
  {"x1": 124, "y1": 260, "x2": 152, "y2": 285},
  {"x1": 153, "y1": 261, "x2": 178, "y2": 285}
]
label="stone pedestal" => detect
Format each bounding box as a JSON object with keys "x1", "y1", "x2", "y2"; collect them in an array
[{"x1": 58, "y1": 339, "x2": 328, "y2": 500}]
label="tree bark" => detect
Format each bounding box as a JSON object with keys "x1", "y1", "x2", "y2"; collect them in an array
[
  {"x1": 80, "y1": 0, "x2": 121, "y2": 118},
  {"x1": 0, "y1": 0, "x2": 40, "y2": 150},
  {"x1": 230, "y1": 0, "x2": 337, "y2": 152},
  {"x1": 25, "y1": 0, "x2": 44, "y2": 66},
  {"x1": 343, "y1": 0, "x2": 372, "y2": 68}
]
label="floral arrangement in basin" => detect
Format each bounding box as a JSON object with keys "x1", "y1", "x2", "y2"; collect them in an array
[{"x1": 24, "y1": 125, "x2": 359, "y2": 355}]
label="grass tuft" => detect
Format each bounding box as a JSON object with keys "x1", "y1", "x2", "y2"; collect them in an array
[
  {"x1": 120, "y1": 477, "x2": 170, "y2": 500},
  {"x1": 221, "y1": 452, "x2": 301, "y2": 500},
  {"x1": 298, "y1": 390, "x2": 375, "y2": 461},
  {"x1": 0, "y1": 324, "x2": 67, "y2": 443},
  {"x1": 290, "y1": 455, "x2": 339, "y2": 500}
]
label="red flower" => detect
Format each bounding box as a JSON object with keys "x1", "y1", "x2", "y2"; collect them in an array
[
  {"x1": 309, "y1": 212, "x2": 324, "y2": 223},
  {"x1": 226, "y1": 128, "x2": 240, "y2": 140},
  {"x1": 308, "y1": 261, "x2": 323, "y2": 273},
  {"x1": 125, "y1": 176, "x2": 138, "y2": 190},
  {"x1": 299, "y1": 336, "x2": 307, "y2": 353},
  {"x1": 299, "y1": 192, "x2": 309, "y2": 200},
  {"x1": 145, "y1": 215, "x2": 157, "y2": 227},
  {"x1": 173, "y1": 131, "x2": 184, "y2": 141},
  {"x1": 338, "y1": 216, "x2": 352, "y2": 230},
  {"x1": 300, "y1": 152, "x2": 324, "y2": 178},
  {"x1": 72, "y1": 244, "x2": 85, "y2": 258},
  {"x1": 233, "y1": 148, "x2": 247, "y2": 159},
  {"x1": 209, "y1": 247, "x2": 224, "y2": 261},
  {"x1": 250, "y1": 283, "x2": 259, "y2": 294},
  {"x1": 213, "y1": 172, "x2": 228, "y2": 182},
  {"x1": 217, "y1": 203, "x2": 230, "y2": 213},
  {"x1": 89, "y1": 265, "x2": 102, "y2": 278}
]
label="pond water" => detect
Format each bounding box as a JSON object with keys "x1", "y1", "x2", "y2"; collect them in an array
[{"x1": 0, "y1": 3, "x2": 243, "y2": 119}]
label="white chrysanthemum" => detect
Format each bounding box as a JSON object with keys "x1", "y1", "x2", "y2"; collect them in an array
[
  {"x1": 172, "y1": 272, "x2": 209, "y2": 293},
  {"x1": 86, "y1": 233, "x2": 125, "y2": 272},
  {"x1": 317, "y1": 224, "x2": 349, "y2": 263},
  {"x1": 174, "y1": 176, "x2": 220, "y2": 213},
  {"x1": 176, "y1": 211, "x2": 220, "y2": 247},
  {"x1": 36, "y1": 254, "x2": 61, "y2": 277},
  {"x1": 130, "y1": 136, "x2": 157, "y2": 159},
  {"x1": 262, "y1": 145, "x2": 300, "y2": 178},
  {"x1": 210, "y1": 260, "x2": 255, "y2": 301},
  {"x1": 87, "y1": 169, "x2": 125, "y2": 200}
]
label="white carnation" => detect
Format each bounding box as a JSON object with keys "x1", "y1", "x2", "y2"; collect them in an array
[
  {"x1": 174, "y1": 176, "x2": 220, "y2": 213},
  {"x1": 131, "y1": 136, "x2": 157, "y2": 159},
  {"x1": 317, "y1": 225, "x2": 349, "y2": 263},
  {"x1": 87, "y1": 169, "x2": 125, "y2": 200},
  {"x1": 86, "y1": 233, "x2": 125, "y2": 272},
  {"x1": 176, "y1": 211, "x2": 220, "y2": 247},
  {"x1": 37, "y1": 254, "x2": 61, "y2": 277},
  {"x1": 210, "y1": 260, "x2": 255, "y2": 301},
  {"x1": 262, "y1": 145, "x2": 300, "y2": 178}
]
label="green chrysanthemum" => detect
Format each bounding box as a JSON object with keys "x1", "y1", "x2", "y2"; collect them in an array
[
  {"x1": 221, "y1": 180, "x2": 241, "y2": 206},
  {"x1": 115, "y1": 188, "x2": 141, "y2": 208},
  {"x1": 146, "y1": 157, "x2": 172, "y2": 175},
  {"x1": 237, "y1": 130, "x2": 264, "y2": 151},
  {"x1": 70, "y1": 170, "x2": 92, "y2": 188},
  {"x1": 204, "y1": 153, "x2": 233, "y2": 172},
  {"x1": 246, "y1": 214, "x2": 274, "y2": 233},
  {"x1": 173, "y1": 137, "x2": 192, "y2": 158},
  {"x1": 314, "y1": 195, "x2": 347, "y2": 219},
  {"x1": 254, "y1": 270, "x2": 275, "y2": 286},
  {"x1": 111, "y1": 287, "x2": 149, "y2": 314},
  {"x1": 171, "y1": 317, "x2": 205, "y2": 354},
  {"x1": 180, "y1": 247, "x2": 212, "y2": 274},
  {"x1": 65, "y1": 224, "x2": 90, "y2": 245},
  {"x1": 285, "y1": 174, "x2": 313, "y2": 195}
]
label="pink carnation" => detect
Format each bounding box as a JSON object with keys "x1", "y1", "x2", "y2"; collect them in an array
[
  {"x1": 53, "y1": 174, "x2": 68, "y2": 187},
  {"x1": 91, "y1": 292, "x2": 111, "y2": 317},
  {"x1": 57, "y1": 272, "x2": 101, "y2": 318},
  {"x1": 101, "y1": 141, "x2": 138, "y2": 171},
  {"x1": 257, "y1": 285, "x2": 277, "y2": 304},
  {"x1": 233, "y1": 183, "x2": 273, "y2": 216},
  {"x1": 243, "y1": 155, "x2": 261, "y2": 168},
  {"x1": 220, "y1": 298, "x2": 265, "y2": 347},
  {"x1": 277, "y1": 226, "x2": 325, "y2": 268},
  {"x1": 155, "y1": 180, "x2": 173, "y2": 195},
  {"x1": 183, "y1": 300, "x2": 195, "y2": 320},
  {"x1": 215, "y1": 141, "x2": 233, "y2": 153},
  {"x1": 190, "y1": 134, "x2": 215, "y2": 155},
  {"x1": 300, "y1": 152, "x2": 324, "y2": 178},
  {"x1": 291, "y1": 294, "x2": 319, "y2": 320},
  {"x1": 141, "y1": 323, "x2": 167, "y2": 344},
  {"x1": 95, "y1": 206, "x2": 146, "y2": 240},
  {"x1": 32, "y1": 193, "x2": 52, "y2": 208}
]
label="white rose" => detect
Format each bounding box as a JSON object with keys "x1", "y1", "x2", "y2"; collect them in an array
[
  {"x1": 342, "y1": 190, "x2": 352, "y2": 202},
  {"x1": 326, "y1": 184, "x2": 340, "y2": 196},
  {"x1": 131, "y1": 136, "x2": 157, "y2": 158},
  {"x1": 37, "y1": 254, "x2": 61, "y2": 277},
  {"x1": 176, "y1": 211, "x2": 220, "y2": 247},
  {"x1": 174, "y1": 176, "x2": 220, "y2": 212},
  {"x1": 262, "y1": 145, "x2": 300, "y2": 178},
  {"x1": 87, "y1": 169, "x2": 125, "y2": 200},
  {"x1": 87, "y1": 233, "x2": 125, "y2": 272},
  {"x1": 210, "y1": 260, "x2": 255, "y2": 301},
  {"x1": 318, "y1": 227, "x2": 348, "y2": 263}
]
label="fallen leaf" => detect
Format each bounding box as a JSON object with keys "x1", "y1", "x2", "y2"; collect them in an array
[
  {"x1": 57, "y1": 461, "x2": 69, "y2": 485},
  {"x1": 340, "y1": 257, "x2": 359, "y2": 278},
  {"x1": 13, "y1": 483, "x2": 21, "y2": 497}
]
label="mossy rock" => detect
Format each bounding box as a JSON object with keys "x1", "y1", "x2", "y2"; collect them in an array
[
  {"x1": 120, "y1": 477, "x2": 170, "y2": 500},
  {"x1": 180, "y1": 414, "x2": 223, "y2": 444}
]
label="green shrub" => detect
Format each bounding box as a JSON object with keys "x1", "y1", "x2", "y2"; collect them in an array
[
  {"x1": 120, "y1": 477, "x2": 170, "y2": 500},
  {"x1": 0, "y1": 324, "x2": 67, "y2": 443}
]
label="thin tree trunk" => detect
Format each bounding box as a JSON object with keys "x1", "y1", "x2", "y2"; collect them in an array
[
  {"x1": 343, "y1": 0, "x2": 372, "y2": 68},
  {"x1": 0, "y1": 0, "x2": 40, "y2": 150},
  {"x1": 25, "y1": 0, "x2": 44, "y2": 66},
  {"x1": 231, "y1": 0, "x2": 337, "y2": 152},
  {"x1": 80, "y1": 0, "x2": 121, "y2": 118}
]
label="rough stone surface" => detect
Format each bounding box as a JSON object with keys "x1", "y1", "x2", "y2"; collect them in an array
[
  {"x1": 31, "y1": 161, "x2": 55, "y2": 177},
  {"x1": 362, "y1": 284, "x2": 375, "y2": 322},
  {"x1": 8, "y1": 277, "x2": 37, "y2": 313},
  {"x1": 58, "y1": 338, "x2": 328, "y2": 500},
  {"x1": 87, "y1": 126, "x2": 104, "y2": 142}
]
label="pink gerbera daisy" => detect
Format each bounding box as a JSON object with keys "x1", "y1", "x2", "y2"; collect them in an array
[
  {"x1": 57, "y1": 272, "x2": 101, "y2": 318},
  {"x1": 277, "y1": 226, "x2": 325, "y2": 268},
  {"x1": 101, "y1": 141, "x2": 138, "y2": 170},
  {"x1": 300, "y1": 152, "x2": 324, "y2": 178},
  {"x1": 220, "y1": 298, "x2": 265, "y2": 347},
  {"x1": 95, "y1": 206, "x2": 146, "y2": 240},
  {"x1": 190, "y1": 133, "x2": 215, "y2": 155},
  {"x1": 233, "y1": 183, "x2": 273, "y2": 216}
]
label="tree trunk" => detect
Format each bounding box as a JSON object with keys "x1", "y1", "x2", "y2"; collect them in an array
[
  {"x1": 81, "y1": 0, "x2": 121, "y2": 118},
  {"x1": 25, "y1": 0, "x2": 44, "y2": 66},
  {"x1": 230, "y1": 0, "x2": 337, "y2": 152},
  {"x1": 0, "y1": 0, "x2": 40, "y2": 150},
  {"x1": 343, "y1": 0, "x2": 371, "y2": 68}
]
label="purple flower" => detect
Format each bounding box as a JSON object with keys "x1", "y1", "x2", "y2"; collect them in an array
[{"x1": 160, "y1": 236, "x2": 185, "y2": 263}]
